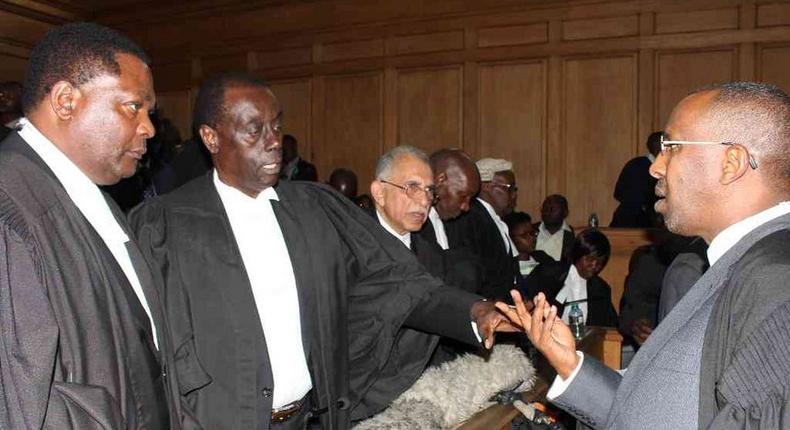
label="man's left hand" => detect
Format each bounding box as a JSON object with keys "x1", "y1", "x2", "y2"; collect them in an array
[{"x1": 471, "y1": 300, "x2": 519, "y2": 349}]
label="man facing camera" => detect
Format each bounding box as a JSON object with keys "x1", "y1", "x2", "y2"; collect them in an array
[
  {"x1": 501, "y1": 82, "x2": 790, "y2": 429},
  {"x1": 129, "y1": 74, "x2": 516, "y2": 430},
  {"x1": 0, "y1": 23, "x2": 175, "y2": 429}
]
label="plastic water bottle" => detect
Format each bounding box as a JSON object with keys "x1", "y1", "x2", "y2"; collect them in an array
[
  {"x1": 588, "y1": 212, "x2": 599, "y2": 228},
  {"x1": 569, "y1": 303, "x2": 585, "y2": 340}
]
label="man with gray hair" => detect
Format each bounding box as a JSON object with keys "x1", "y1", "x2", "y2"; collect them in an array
[
  {"x1": 446, "y1": 158, "x2": 519, "y2": 300},
  {"x1": 503, "y1": 82, "x2": 790, "y2": 429}
]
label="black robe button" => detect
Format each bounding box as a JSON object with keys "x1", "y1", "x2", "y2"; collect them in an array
[{"x1": 261, "y1": 387, "x2": 273, "y2": 397}]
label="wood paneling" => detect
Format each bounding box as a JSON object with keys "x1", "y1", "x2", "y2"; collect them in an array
[
  {"x1": 387, "y1": 30, "x2": 465, "y2": 56},
  {"x1": 396, "y1": 66, "x2": 463, "y2": 155},
  {"x1": 478, "y1": 60, "x2": 546, "y2": 218},
  {"x1": 655, "y1": 49, "x2": 736, "y2": 128},
  {"x1": 758, "y1": 44, "x2": 790, "y2": 92},
  {"x1": 321, "y1": 38, "x2": 384, "y2": 63},
  {"x1": 757, "y1": 3, "x2": 790, "y2": 28},
  {"x1": 269, "y1": 79, "x2": 313, "y2": 159},
  {"x1": 156, "y1": 90, "x2": 193, "y2": 141},
  {"x1": 563, "y1": 55, "x2": 637, "y2": 227},
  {"x1": 317, "y1": 72, "x2": 383, "y2": 185},
  {"x1": 200, "y1": 53, "x2": 249, "y2": 79},
  {"x1": 655, "y1": 8, "x2": 739, "y2": 34},
  {"x1": 0, "y1": 54, "x2": 28, "y2": 82},
  {"x1": 562, "y1": 15, "x2": 639, "y2": 41},
  {"x1": 477, "y1": 23, "x2": 548, "y2": 48}
]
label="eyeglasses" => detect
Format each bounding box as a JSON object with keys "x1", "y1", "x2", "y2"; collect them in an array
[
  {"x1": 659, "y1": 134, "x2": 757, "y2": 170},
  {"x1": 488, "y1": 182, "x2": 518, "y2": 193},
  {"x1": 380, "y1": 179, "x2": 438, "y2": 204}
]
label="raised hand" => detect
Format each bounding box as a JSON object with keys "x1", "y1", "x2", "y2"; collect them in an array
[
  {"x1": 470, "y1": 300, "x2": 520, "y2": 349},
  {"x1": 496, "y1": 290, "x2": 580, "y2": 379}
]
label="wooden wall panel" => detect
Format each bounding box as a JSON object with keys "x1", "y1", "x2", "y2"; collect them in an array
[
  {"x1": 757, "y1": 3, "x2": 790, "y2": 28},
  {"x1": 758, "y1": 44, "x2": 790, "y2": 93},
  {"x1": 396, "y1": 66, "x2": 463, "y2": 155},
  {"x1": 0, "y1": 54, "x2": 28, "y2": 82},
  {"x1": 387, "y1": 31, "x2": 465, "y2": 55},
  {"x1": 477, "y1": 23, "x2": 548, "y2": 48},
  {"x1": 317, "y1": 72, "x2": 383, "y2": 185},
  {"x1": 269, "y1": 79, "x2": 313, "y2": 160},
  {"x1": 654, "y1": 8, "x2": 739, "y2": 34},
  {"x1": 563, "y1": 55, "x2": 637, "y2": 227},
  {"x1": 562, "y1": 15, "x2": 639, "y2": 41},
  {"x1": 156, "y1": 90, "x2": 193, "y2": 141},
  {"x1": 478, "y1": 60, "x2": 546, "y2": 218},
  {"x1": 655, "y1": 49, "x2": 736, "y2": 129}
]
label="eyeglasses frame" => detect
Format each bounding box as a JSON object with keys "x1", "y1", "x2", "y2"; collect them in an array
[
  {"x1": 379, "y1": 179, "x2": 439, "y2": 204},
  {"x1": 659, "y1": 134, "x2": 758, "y2": 170}
]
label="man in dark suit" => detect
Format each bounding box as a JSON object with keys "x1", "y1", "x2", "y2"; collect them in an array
[
  {"x1": 0, "y1": 23, "x2": 177, "y2": 429},
  {"x1": 280, "y1": 134, "x2": 317, "y2": 181},
  {"x1": 445, "y1": 158, "x2": 519, "y2": 300},
  {"x1": 610, "y1": 131, "x2": 662, "y2": 227},
  {"x1": 130, "y1": 74, "x2": 517, "y2": 430},
  {"x1": 535, "y1": 194, "x2": 575, "y2": 262},
  {"x1": 502, "y1": 82, "x2": 790, "y2": 429}
]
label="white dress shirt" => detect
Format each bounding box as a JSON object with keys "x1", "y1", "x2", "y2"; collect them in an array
[
  {"x1": 547, "y1": 201, "x2": 790, "y2": 400},
  {"x1": 478, "y1": 198, "x2": 519, "y2": 257},
  {"x1": 18, "y1": 118, "x2": 158, "y2": 348},
  {"x1": 536, "y1": 221, "x2": 573, "y2": 262},
  {"x1": 518, "y1": 258, "x2": 539, "y2": 276},
  {"x1": 214, "y1": 172, "x2": 312, "y2": 408},
  {"x1": 428, "y1": 207, "x2": 449, "y2": 250},
  {"x1": 554, "y1": 265, "x2": 588, "y2": 324}
]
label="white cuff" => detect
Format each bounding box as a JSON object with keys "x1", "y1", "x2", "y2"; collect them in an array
[
  {"x1": 471, "y1": 321, "x2": 483, "y2": 343},
  {"x1": 546, "y1": 351, "x2": 584, "y2": 400}
]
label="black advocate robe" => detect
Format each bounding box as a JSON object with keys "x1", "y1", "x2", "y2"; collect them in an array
[
  {"x1": 444, "y1": 199, "x2": 517, "y2": 300},
  {"x1": 128, "y1": 173, "x2": 483, "y2": 429},
  {"x1": 0, "y1": 132, "x2": 174, "y2": 429}
]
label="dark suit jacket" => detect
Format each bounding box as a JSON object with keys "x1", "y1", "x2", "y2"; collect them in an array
[
  {"x1": 518, "y1": 260, "x2": 618, "y2": 328},
  {"x1": 129, "y1": 175, "x2": 482, "y2": 429},
  {"x1": 445, "y1": 199, "x2": 517, "y2": 300},
  {"x1": 0, "y1": 132, "x2": 174, "y2": 429},
  {"x1": 610, "y1": 156, "x2": 657, "y2": 227}
]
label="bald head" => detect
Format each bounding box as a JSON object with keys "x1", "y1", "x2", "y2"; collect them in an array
[
  {"x1": 430, "y1": 149, "x2": 481, "y2": 220},
  {"x1": 690, "y1": 82, "x2": 790, "y2": 190}
]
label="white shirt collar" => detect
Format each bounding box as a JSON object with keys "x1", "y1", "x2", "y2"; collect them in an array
[
  {"x1": 647, "y1": 153, "x2": 656, "y2": 163},
  {"x1": 213, "y1": 169, "x2": 279, "y2": 204},
  {"x1": 477, "y1": 197, "x2": 519, "y2": 257},
  {"x1": 375, "y1": 209, "x2": 411, "y2": 249},
  {"x1": 17, "y1": 118, "x2": 128, "y2": 244},
  {"x1": 428, "y1": 207, "x2": 449, "y2": 250},
  {"x1": 707, "y1": 201, "x2": 790, "y2": 266},
  {"x1": 539, "y1": 220, "x2": 572, "y2": 236}
]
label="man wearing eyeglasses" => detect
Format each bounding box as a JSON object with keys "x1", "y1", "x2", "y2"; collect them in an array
[
  {"x1": 501, "y1": 82, "x2": 790, "y2": 430},
  {"x1": 130, "y1": 75, "x2": 518, "y2": 430},
  {"x1": 445, "y1": 158, "x2": 520, "y2": 300}
]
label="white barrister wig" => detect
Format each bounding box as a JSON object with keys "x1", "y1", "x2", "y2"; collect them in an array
[{"x1": 354, "y1": 344, "x2": 535, "y2": 430}]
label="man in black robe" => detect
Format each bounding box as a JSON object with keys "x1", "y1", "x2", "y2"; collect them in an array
[
  {"x1": 502, "y1": 82, "x2": 790, "y2": 429},
  {"x1": 129, "y1": 74, "x2": 516, "y2": 430},
  {"x1": 445, "y1": 158, "x2": 519, "y2": 300},
  {"x1": 0, "y1": 23, "x2": 177, "y2": 429}
]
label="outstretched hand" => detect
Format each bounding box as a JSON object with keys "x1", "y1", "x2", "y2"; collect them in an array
[
  {"x1": 471, "y1": 300, "x2": 520, "y2": 349},
  {"x1": 495, "y1": 290, "x2": 580, "y2": 379}
]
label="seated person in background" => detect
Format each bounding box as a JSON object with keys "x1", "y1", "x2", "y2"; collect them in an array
[
  {"x1": 445, "y1": 158, "x2": 519, "y2": 300},
  {"x1": 535, "y1": 194, "x2": 574, "y2": 262},
  {"x1": 354, "y1": 193, "x2": 374, "y2": 210},
  {"x1": 279, "y1": 133, "x2": 317, "y2": 181},
  {"x1": 504, "y1": 211, "x2": 553, "y2": 277},
  {"x1": 328, "y1": 167, "x2": 358, "y2": 200},
  {"x1": 0, "y1": 81, "x2": 23, "y2": 141},
  {"x1": 519, "y1": 228, "x2": 618, "y2": 327},
  {"x1": 619, "y1": 232, "x2": 708, "y2": 347},
  {"x1": 610, "y1": 131, "x2": 662, "y2": 227},
  {"x1": 657, "y1": 236, "x2": 708, "y2": 321}
]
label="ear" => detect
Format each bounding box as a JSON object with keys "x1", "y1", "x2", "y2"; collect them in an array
[
  {"x1": 49, "y1": 81, "x2": 78, "y2": 121},
  {"x1": 199, "y1": 125, "x2": 220, "y2": 154},
  {"x1": 435, "y1": 171, "x2": 448, "y2": 186},
  {"x1": 370, "y1": 181, "x2": 385, "y2": 207},
  {"x1": 720, "y1": 145, "x2": 750, "y2": 185}
]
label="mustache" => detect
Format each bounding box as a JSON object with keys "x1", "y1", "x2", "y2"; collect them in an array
[{"x1": 655, "y1": 180, "x2": 667, "y2": 198}]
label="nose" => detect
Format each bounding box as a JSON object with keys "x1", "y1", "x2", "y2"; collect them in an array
[
  {"x1": 139, "y1": 111, "x2": 155, "y2": 139},
  {"x1": 265, "y1": 130, "x2": 282, "y2": 151},
  {"x1": 650, "y1": 151, "x2": 667, "y2": 179}
]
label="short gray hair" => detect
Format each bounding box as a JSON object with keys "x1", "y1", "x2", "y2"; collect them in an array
[{"x1": 375, "y1": 145, "x2": 429, "y2": 180}]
